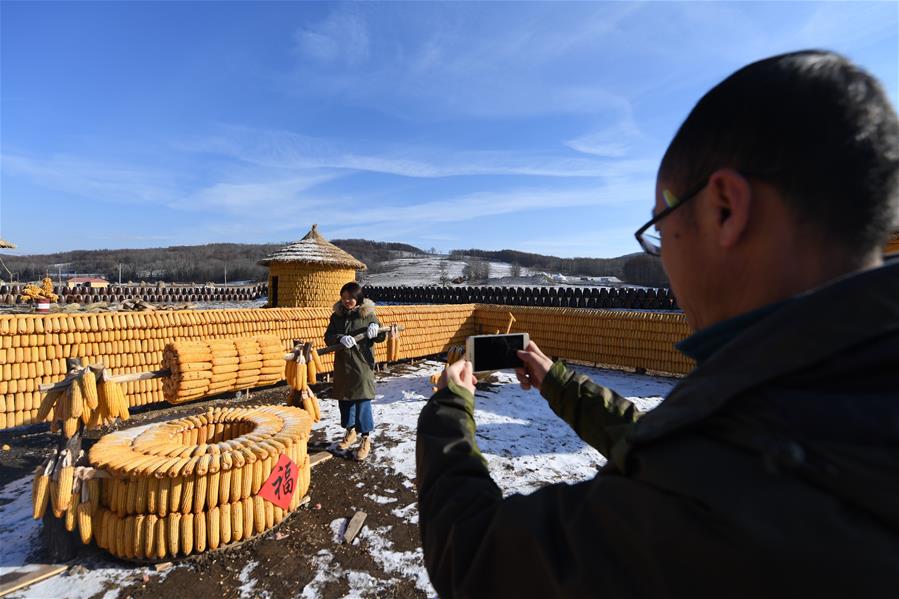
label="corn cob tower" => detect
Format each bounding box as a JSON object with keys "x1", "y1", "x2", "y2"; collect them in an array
[{"x1": 257, "y1": 224, "x2": 366, "y2": 308}]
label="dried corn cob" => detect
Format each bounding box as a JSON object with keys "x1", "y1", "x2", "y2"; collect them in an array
[
  {"x1": 167, "y1": 512, "x2": 181, "y2": 557},
  {"x1": 155, "y1": 514, "x2": 167, "y2": 559},
  {"x1": 32, "y1": 458, "x2": 54, "y2": 520},
  {"x1": 253, "y1": 496, "x2": 265, "y2": 534},
  {"x1": 181, "y1": 509, "x2": 194, "y2": 556},
  {"x1": 124, "y1": 515, "x2": 137, "y2": 559},
  {"x1": 54, "y1": 451, "x2": 74, "y2": 512},
  {"x1": 81, "y1": 369, "x2": 99, "y2": 410},
  {"x1": 194, "y1": 511, "x2": 207, "y2": 553},
  {"x1": 206, "y1": 507, "x2": 220, "y2": 551},
  {"x1": 242, "y1": 497, "x2": 253, "y2": 541},
  {"x1": 232, "y1": 500, "x2": 243, "y2": 543}
]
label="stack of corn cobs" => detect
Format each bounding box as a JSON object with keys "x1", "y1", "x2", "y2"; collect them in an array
[
  {"x1": 38, "y1": 368, "x2": 130, "y2": 438},
  {"x1": 34, "y1": 405, "x2": 312, "y2": 561},
  {"x1": 284, "y1": 343, "x2": 322, "y2": 423},
  {"x1": 162, "y1": 335, "x2": 286, "y2": 404}
]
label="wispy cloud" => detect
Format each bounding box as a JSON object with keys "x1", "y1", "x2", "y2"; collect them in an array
[
  {"x1": 179, "y1": 173, "x2": 338, "y2": 216},
  {"x1": 188, "y1": 125, "x2": 657, "y2": 180},
  {"x1": 1, "y1": 153, "x2": 179, "y2": 205},
  {"x1": 294, "y1": 8, "x2": 370, "y2": 67}
]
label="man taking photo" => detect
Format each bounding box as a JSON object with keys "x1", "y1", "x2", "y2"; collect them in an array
[{"x1": 416, "y1": 50, "x2": 899, "y2": 598}]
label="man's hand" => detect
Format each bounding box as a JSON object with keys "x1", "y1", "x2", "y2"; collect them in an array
[
  {"x1": 366, "y1": 323, "x2": 380, "y2": 339},
  {"x1": 339, "y1": 335, "x2": 357, "y2": 349},
  {"x1": 436, "y1": 359, "x2": 478, "y2": 396},
  {"x1": 515, "y1": 341, "x2": 553, "y2": 391}
]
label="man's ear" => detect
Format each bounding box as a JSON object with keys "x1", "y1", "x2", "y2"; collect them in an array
[{"x1": 707, "y1": 169, "x2": 752, "y2": 248}]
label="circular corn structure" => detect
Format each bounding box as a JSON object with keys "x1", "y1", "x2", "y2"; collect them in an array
[
  {"x1": 162, "y1": 336, "x2": 286, "y2": 404},
  {"x1": 87, "y1": 405, "x2": 312, "y2": 560}
]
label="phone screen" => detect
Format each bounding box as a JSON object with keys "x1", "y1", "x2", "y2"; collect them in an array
[{"x1": 472, "y1": 334, "x2": 525, "y2": 371}]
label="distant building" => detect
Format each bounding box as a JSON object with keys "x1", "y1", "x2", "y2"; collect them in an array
[
  {"x1": 67, "y1": 277, "x2": 110, "y2": 289},
  {"x1": 257, "y1": 224, "x2": 366, "y2": 307}
]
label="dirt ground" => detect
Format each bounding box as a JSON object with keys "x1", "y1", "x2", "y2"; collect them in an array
[{"x1": 0, "y1": 369, "x2": 431, "y2": 599}]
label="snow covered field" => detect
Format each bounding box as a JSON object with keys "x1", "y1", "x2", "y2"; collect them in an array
[{"x1": 0, "y1": 361, "x2": 675, "y2": 598}]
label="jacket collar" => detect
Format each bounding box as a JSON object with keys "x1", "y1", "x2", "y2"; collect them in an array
[
  {"x1": 620, "y1": 257, "x2": 899, "y2": 451},
  {"x1": 333, "y1": 298, "x2": 376, "y2": 318}
]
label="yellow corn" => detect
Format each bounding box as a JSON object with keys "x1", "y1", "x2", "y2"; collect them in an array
[
  {"x1": 69, "y1": 381, "x2": 84, "y2": 419},
  {"x1": 220, "y1": 502, "x2": 231, "y2": 545},
  {"x1": 181, "y1": 509, "x2": 194, "y2": 556},
  {"x1": 170, "y1": 477, "x2": 183, "y2": 515},
  {"x1": 133, "y1": 514, "x2": 146, "y2": 559},
  {"x1": 32, "y1": 472, "x2": 50, "y2": 520},
  {"x1": 167, "y1": 512, "x2": 180, "y2": 557},
  {"x1": 264, "y1": 500, "x2": 274, "y2": 529},
  {"x1": 77, "y1": 501, "x2": 93, "y2": 544},
  {"x1": 194, "y1": 511, "x2": 206, "y2": 553},
  {"x1": 231, "y1": 500, "x2": 243, "y2": 543},
  {"x1": 157, "y1": 478, "x2": 169, "y2": 518},
  {"x1": 55, "y1": 465, "x2": 74, "y2": 512},
  {"x1": 64, "y1": 497, "x2": 77, "y2": 532},
  {"x1": 124, "y1": 515, "x2": 137, "y2": 559},
  {"x1": 206, "y1": 470, "x2": 220, "y2": 509},
  {"x1": 134, "y1": 478, "x2": 148, "y2": 514},
  {"x1": 242, "y1": 497, "x2": 254, "y2": 540},
  {"x1": 145, "y1": 515, "x2": 158, "y2": 558},
  {"x1": 155, "y1": 514, "x2": 167, "y2": 559},
  {"x1": 180, "y1": 476, "x2": 194, "y2": 514},
  {"x1": 81, "y1": 370, "x2": 99, "y2": 410},
  {"x1": 194, "y1": 474, "x2": 207, "y2": 513},
  {"x1": 207, "y1": 506, "x2": 220, "y2": 551},
  {"x1": 253, "y1": 496, "x2": 265, "y2": 534}
]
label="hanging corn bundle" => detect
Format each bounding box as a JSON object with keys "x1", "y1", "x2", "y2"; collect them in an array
[
  {"x1": 284, "y1": 344, "x2": 321, "y2": 423},
  {"x1": 37, "y1": 367, "x2": 131, "y2": 438},
  {"x1": 386, "y1": 324, "x2": 402, "y2": 362}
]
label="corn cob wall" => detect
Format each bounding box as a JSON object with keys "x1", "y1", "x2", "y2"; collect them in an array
[
  {"x1": 0, "y1": 304, "x2": 691, "y2": 430},
  {"x1": 267, "y1": 264, "x2": 358, "y2": 308},
  {"x1": 474, "y1": 305, "x2": 694, "y2": 375},
  {"x1": 87, "y1": 405, "x2": 312, "y2": 561},
  {"x1": 0, "y1": 305, "x2": 478, "y2": 429}
]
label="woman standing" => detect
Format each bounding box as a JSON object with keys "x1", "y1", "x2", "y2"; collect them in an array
[{"x1": 324, "y1": 282, "x2": 386, "y2": 461}]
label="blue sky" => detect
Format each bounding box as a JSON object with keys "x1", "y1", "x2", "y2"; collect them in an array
[{"x1": 1, "y1": 1, "x2": 897, "y2": 258}]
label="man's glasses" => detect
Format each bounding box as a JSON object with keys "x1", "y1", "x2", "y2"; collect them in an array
[{"x1": 634, "y1": 178, "x2": 710, "y2": 257}]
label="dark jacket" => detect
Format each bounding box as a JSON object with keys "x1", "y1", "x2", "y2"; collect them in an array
[
  {"x1": 416, "y1": 259, "x2": 899, "y2": 598},
  {"x1": 324, "y1": 298, "x2": 386, "y2": 400}
]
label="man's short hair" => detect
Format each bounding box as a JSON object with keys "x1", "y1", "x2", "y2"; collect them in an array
[{"x1": 660, "y1": 50, "x2": 899, "y2": 254}]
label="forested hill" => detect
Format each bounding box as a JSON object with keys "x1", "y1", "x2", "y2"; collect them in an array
[
  {"x1": 0, "y1": 240, "x2": 666, "y2": 287},
  {"x1": 0, "y1": 240, "x2": 425, "y2": 284}
]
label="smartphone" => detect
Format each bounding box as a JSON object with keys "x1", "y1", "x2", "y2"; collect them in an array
[{"x1": 465, "y1": 333, "x2": 530, "y2": 373}]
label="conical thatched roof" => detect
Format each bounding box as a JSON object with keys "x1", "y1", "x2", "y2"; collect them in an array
[
  {"x1": 258, "y1": 224, "x2": 366, "y2": 269},
  {"x1": 0, "y1": 238, "x2": 15, "y2": 249}
]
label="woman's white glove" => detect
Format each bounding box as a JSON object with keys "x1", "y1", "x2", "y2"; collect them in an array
[
  {"x1": 366, "y1": 323, "x2": 380, "y2": 339},
  {"x1": 339, "y1": 335, "x2": 357, "y2": 349}
]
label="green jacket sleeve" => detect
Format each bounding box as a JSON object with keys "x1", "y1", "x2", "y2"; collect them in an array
[
  {"x1": 540, "y1": 360, "x2": 642, "y2": 458},
  {"x1": 416, "y1": 383, "x2": 716, "y2": 598}
]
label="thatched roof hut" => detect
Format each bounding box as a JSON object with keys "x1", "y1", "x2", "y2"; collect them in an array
[{"x1": 258, "y1": 224, "x2": 366, "y2": 307}]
